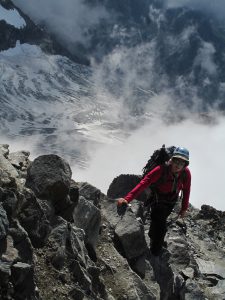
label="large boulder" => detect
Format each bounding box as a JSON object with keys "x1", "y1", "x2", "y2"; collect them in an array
[
  {"x1": 107, "y1": 174, "x2": 149, "y2": 202},
  {"x1": 114, "y1": 209, "x2": 147, "y2": 259},
  {"x1": 25, "y1": 154, "x2": 72, "y2": 202}
]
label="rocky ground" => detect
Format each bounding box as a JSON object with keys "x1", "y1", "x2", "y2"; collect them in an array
[{"x1": 0, "y1": 144, "x2": 225, "y2": 300}]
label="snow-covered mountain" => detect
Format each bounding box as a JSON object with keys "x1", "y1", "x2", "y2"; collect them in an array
[{"x1": 1, "y1": 0, "x2": 225, "y2": 168}]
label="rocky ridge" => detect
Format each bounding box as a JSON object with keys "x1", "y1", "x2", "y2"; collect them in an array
[{"x1": 0, "y1": 144, "x2": 225, "y2": 300}]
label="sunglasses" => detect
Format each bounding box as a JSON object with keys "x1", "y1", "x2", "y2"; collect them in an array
[{"x1": 172, "y1": 158, "x2": 186, "y2": 167}]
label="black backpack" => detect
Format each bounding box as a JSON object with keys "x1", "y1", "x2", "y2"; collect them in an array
[{"x1": 142, "y1": 144, "x2": 176, "y2": 178}]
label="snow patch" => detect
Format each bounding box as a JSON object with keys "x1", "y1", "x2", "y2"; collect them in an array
[
  {"x1": 0, "y1": 40, "x2": 42, "y2": 57},
  {"x1": 0, "y1": 5, "x2": 26, "y2": 28}
]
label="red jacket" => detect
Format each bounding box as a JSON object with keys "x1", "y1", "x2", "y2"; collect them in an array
[{"x1": 124, "y1": 164, "x2": 191, "y2": 211}]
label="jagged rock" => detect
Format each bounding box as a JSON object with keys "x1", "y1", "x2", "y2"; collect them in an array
[
  {"x1": 96, "y1": 240, "x2": 158, "y2": 300},
  {"x1": 0, "y1": 154, "x2": 19, "y2": 189},
  {"x1": 181, "y1": 267, "x2": 195, "y2": 279},
  {"x1": 0, "y1": 168, "x2": 17, "y2": 189},
  {"x1": 17, "y1": 189, "x2": 51, "y2": 248},
  {"x1": 196, "y1": 258, "x2": 225, "y2": 279},
  {"x1": 167, "y1": 236, "x2": 190, "y2": 265},
  {"x1": 8, "y1": 220, "x2": 33, "y2": 263},
  {"x1": 68, "y1": 286, "x2": 86, "y2": 300},
  {"x1": 207, "y1": 280, "x2": 225, "y2": 299},
  {"x1": 0, "y1": 204, "x2": 9, "y2": 240},
  {"x1": 47, "y1": 217, "x2": 68, "y2": 270},
  {"x1": 11, "y1": 262, "x2": 36, "y2": 299},
  {"x1": 1, "y1": 235, "x2": 19, "y2": 263},
  {"x1": 71, "y1": 260, "x2": 92, "y2": 291},
  {"x1": 0, "y1": 144, "x2": 9, "y2": 158},
  {"x1": 73, "y1": 196, "x2": 101, "y2": 250},
  {"x1": 198, "y1": 204, "x2": 223, "y2": 220},
  {"x1": 183, "y1": 279, "x2": 206, "y2": 300},
  {"x1": 1, "y1": 188, "x2": 18, "y2": 221},
  {"x1": 25, "y1": 154, "x2": 72, "y2": 201},
  {"x1": 78, "y1": 182, "x2": 102, "y2": 207},
  {"x1": 8, "y1": 150, "x2": 30, "y2": 170},
  {"x1": 114, "y1": 208, "x2": 147, "y2": 259},
  {"x1": 0, "y1": 261, "x2": 11, "y2": 286},
  {"x1": 69, "y1": 225, "x2": 89, "y2": 267},
  {"x1": 0, "y1": 154, "x2": 19, "y2": 178},
  {"x1": 69, "y1": 180, "x2": 79, "y2": 205}
]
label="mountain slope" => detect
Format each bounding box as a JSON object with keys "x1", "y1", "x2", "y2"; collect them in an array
[{"x1": 1, "y1": 0, "x2": 225, "y2": 166}]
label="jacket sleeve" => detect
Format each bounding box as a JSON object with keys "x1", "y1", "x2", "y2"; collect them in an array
[
  {"x1": 124, "y1": 166, "x2": 162, "y2": 203},
  {"x1": 181, "y1": 168, "x2": 191, "y2": 211}
]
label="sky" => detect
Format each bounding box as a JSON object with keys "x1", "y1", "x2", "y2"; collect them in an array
[{"x1": 5, "y1": 0, "x2": 225, "y2": 212}]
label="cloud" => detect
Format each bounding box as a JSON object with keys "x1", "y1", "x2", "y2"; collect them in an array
[
  {"x1": 165, "y1": 0, "x2": 225, "y2": 21},
  {"x1": 194, "y1": 41, "x2": 217, "y2": 75},
  {"x1": 12, "y1": 0, "x2": 109, "y2": 46},
  {"x1": 5, "y1": 0, "x2": 225, "y2": 214},
  {"x1": 73, "y1": 114, "x2": 225, "y2": 212}
]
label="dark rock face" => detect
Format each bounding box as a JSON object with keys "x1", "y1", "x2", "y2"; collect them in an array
[
  {"x1": 107, "y1": 173, "x2": 149, "y2": 202},
  {"x1": 0, "y1": 144, "x2": 225, "y2": 300}
]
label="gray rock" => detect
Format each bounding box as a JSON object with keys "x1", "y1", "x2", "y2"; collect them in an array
[
  {"x1": 73, "y1": 196, "x2": 101, "y2": 249},
  {"x1": 70, "y1": 225, "x2": 89, "y2": 266},
  {"x1": 183, "y1": 279, "x2": 206, "y2": 300},
  {"x1": 0, "y1": 261, "x2": 11, "y2": 286},
  {"x1": 79, "y1": 182, "x2": 102, "y2": 207},
  {"x1": 1, "y1": 188, "x2": 18, "y2": 221},
  {"x1": 25, "y1": 154, "x2": 72, "y2": 201},
  {"x1": 0, "y1": 204, "x2": 9, "y2": 240},
  {"x1": 71, "y1": 260, "x2": 92, "y2": 291},
  {"x1": 207, "y1": 280, "x2": 225, "y2": 299},
  {"x1": 0, "y1": 154, "x2": 19, "y2": 179},
  {"x1": 1, "y1": 235, "x2": 19, "y2": 263},
  {"x1": 0, "y1": 144, "x2": 9, "y2": 158},
  {"x1": 8, "y1": 150, "x2": 30, "y2": 169},
  {"x1": 196, "y1": 258, "x2": 225, "y2": 279},
  {"x1": 69, "y1": 180, "x2": 79, "y2": 204},
  {"x1": 115, "y1": 209, "x2": 147, "y2": 259},
  {"x1": 11, "y1": 262, "x2": 36, "y2": 299},
  {"x1": 181, "y1": 267, "x2": 195, "y2": 279},
  {"x1": 9, "y1": 220, "x2": 33, "y2": 263},
  {"x1": 17, "y1": 189, "x2": 51, "y2": 248}
]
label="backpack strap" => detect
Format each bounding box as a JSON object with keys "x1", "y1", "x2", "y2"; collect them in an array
[{"x1": 146, "y1": 165, "x2": 187, "y2": 205}]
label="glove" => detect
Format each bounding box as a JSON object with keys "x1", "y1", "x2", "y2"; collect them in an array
[{"x1": 117, "y1": 198, "x2": 128, "y2": 207}]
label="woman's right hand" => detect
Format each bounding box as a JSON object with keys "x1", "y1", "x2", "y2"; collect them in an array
[{"x1": 117, "y1": 198, "x2": 128, "y2": 207}]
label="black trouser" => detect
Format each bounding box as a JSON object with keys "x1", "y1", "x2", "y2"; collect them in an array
[{"x1": 148, "y1": 200, "x2": 176, "y2": 255}]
